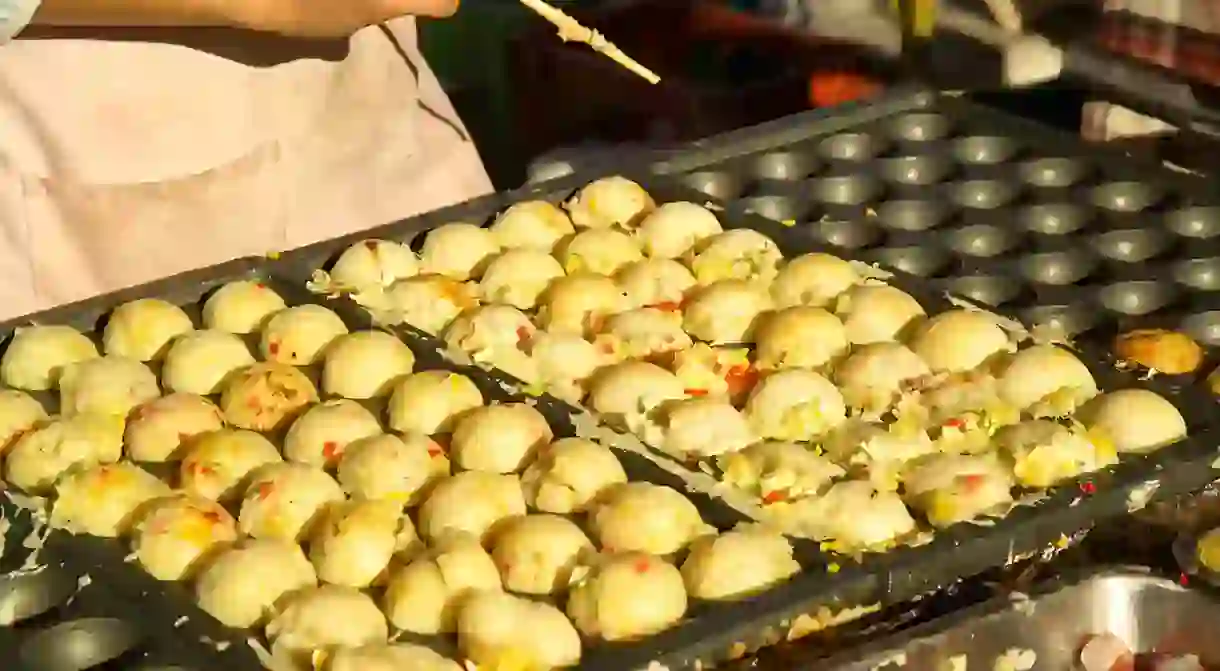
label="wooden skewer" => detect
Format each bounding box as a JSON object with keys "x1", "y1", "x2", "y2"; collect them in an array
[{"x1": 518, "y1": 0, "x2": 661, "y2": 85}]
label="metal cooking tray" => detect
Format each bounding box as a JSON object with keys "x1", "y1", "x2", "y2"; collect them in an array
[
  {"x1": 273, "y1": 170, "x2": 1220, "y2": 668},
  {"x1": 823, "y1": 566, "x2": 1220, "y2": 670}
]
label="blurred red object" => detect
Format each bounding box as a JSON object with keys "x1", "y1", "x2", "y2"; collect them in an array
[{"x1": 808, "y1": 71, "x2": 882, "y2": 107}]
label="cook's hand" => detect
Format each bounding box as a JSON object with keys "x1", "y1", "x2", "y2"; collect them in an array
[{"x1": 231, "y1": 0, "x2": 459, "y2": 37}]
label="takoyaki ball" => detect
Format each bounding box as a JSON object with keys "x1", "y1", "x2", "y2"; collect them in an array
[
  {"x1": 384, "y1": 274, "x2": 478, "y2": 336},
  {"x1": 599, "y1": 308, "x2": 693, "y2": 361},
  {"x1": 521, "y1": 438, "x2": 627, "y2": 514},
  {"x1": 491, "y1": 514, "x2": 593, "y2": 595},
  {"x1": 682, "y1": 280, "x2": 770, "y2": 344},
  {"x1": 260, "y1": 304, "x2": 348, "y2": 366},
  {"x1": 834, "y1": 284, "x2": 926, "y2": 345},
  {"x1": 668, "y1": 345, "x2": 754, "y2": 400},
  {"x1": 744, "y1": 369, "x2": 847, "y2": 442},
  {"x1": 637, "y1": 201, "x2": 724, "y2": 259},
  {"x1": 131, "y1": 494, "x2": 237, "y2": 581},
  {"x1": 0, "y1": 390, "x2": 47, "y2": 452},
  {"x1": 321, "y1": 330, "x2": 415, "y2": 400},
  {"x1": 766, "y1": 480, "x2": 915, "y2": 551},
  {"x1": 338, "y1": 433, "x2": 443, "y2": 506},
  {"x1": 680, "y1": 526, "x2": 800, "y2": 600},
  {"x1": 103, "y1": 298, "x2": 194, "y2": 362},
  {"x1": 420, "y1": 222, "x2": 501, "y2": 281},
  {"x1": 283, "y1": 400, "x2": 382, "y2": 469},
  {"x1": 616, "y1": 258, "x2": 697, "y2": 310},
  {"x1": 529, "y1": 332, "x2": 613, "y2": 403},
  {"x1": 822, "y1": 422, "x2": 937, "y2": 487},
  {"x1": 537, "y1": 272, "x2": 628, "y2": 337},
  {"x1": 587, "y1": 361, "x2": 685, "y2": 434},
  {"x1": 755, "y1": 307, "x2": 849, "y2": 371},
  {"x1": 590, "y1": 482, "x2": 712, "y2": 555},
  {"x1": 179, "y1": 429, "x2": 283, "y2": 501},
  {"x1": 202, "y1": 280, "x2": 287, "y2": 334},
  {"x1": 559, "y1": 228, "x2": 644, "y2": 277},
  {"x1": 386, "y1": 370, "x2": 483, "y2": 436},
  {"x1": 124, "y1": 393, "x2": 224, "y2": 463},
  {"x1": 771, "y1": 253, "x2": 860, "y2": 309},
  {"x1": 688, "y1": 229, "x2": 783, "y2": 286},
  {"x1": 419, "y1": 471, "x2": 527, "y2": 545},
  {"x1": 50, "y1": 462, "x2": 170, "y2": 537},
  {"x1": 308, "y1": 499, "x2": 412, "y2": 588},
  {"x1": 717, "y1": 441, "x2": 844, "y2": 501},
  {"x1": 996, "y1": 420, "x2": 1118, "y2": 489},
  {"x1": 902, "y1": 453, "x2": 1015, "y2": 528},
  {"x1": 489, "y1": 200, "x2": 575, "y2": 252},
  {"x1": 322, "y1": 239, "x2": 418, "y2": 293},
  {"x1": 459, "y1": 591, "x2": 582, "y2": 669},
  {"x1": 479, "y1": 250, "x2": 565, "y2": 310},
  {"x1": 567, "y1": 552, "x2": 687, "y2": 642},
  {"x1": 5, "y1": 414, "x2": 124, "y2": 493},
  {"x1": 566, "y1": 175, "x2": 655, "y2": 229},
  {"x1": 451, "y1": 403, "x2": 553, "y2": 474},
  {"x1": 1080, "y1": 389, "x2": 1186, "y2": 454},
  {"x1": 382, "y1": 534, "x2": 502, "y2": 634},
  {"x1": 1, "y1": 325, "x2": 99, "y2": 391},
  {"x1": 326, "y1": 644, "x2": 462, "y2": 671},
  {"x1": 219, "y1": 363, "x2": 318, "y2": 432},
  {"x1": 162, "y1": 329, "x2": 256, "y2": 395},
  {"x1": 238, "y1": 462, "x2": 345, "y2": 542},
  {"x1": 59, "y1": 356, "x2": 159, "y2": 418},
  {"x1": 265, "y1": 586, "x2": 388, "y2": 668},
  {"x1": 998, "y1": 344, "x2": 1099, "y2": 417},
  {"x1": 195, "y1": 540, "x2": 318, "y2": 629},
  {"x1": 911, "y1": 310, "x2": 1013, "y2": 374},
  {"x1": 834, "y1": 343, "x2": 932, "y2": 416},
  {"x1": 443, "y1": 304, "x2": 539, "y2": 383},
  {"x1": 651, "y1": 398, "x2": 756, "y2": 461}
]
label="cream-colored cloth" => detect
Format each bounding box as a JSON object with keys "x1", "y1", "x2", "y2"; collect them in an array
[{"x1": 0, "y1": 19, "x2": 492, "y2": 320}]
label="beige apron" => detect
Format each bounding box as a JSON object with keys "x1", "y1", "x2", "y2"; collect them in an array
[{"x1": 0, "y1": 18, "x2": 492, "y2": 320}]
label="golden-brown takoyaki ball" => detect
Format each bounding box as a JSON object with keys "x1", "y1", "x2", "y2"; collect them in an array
[
  {"x1": 237, "y1": 462, "x2": 345, "y2": 542},
  {"x1": 529, "y1": 332, "x2": 614, "y2": 403},
  {"x1": 834, "y1": 342, "x2": 932, "y2": 415},
  {"x1": 383, "y1": 273, "x2": 479, "y2": 336},
  {"x1": 420, "y1": 223, "x2": 502, "y2": 281},
  {"x1": 834, "y1": 284, "x2": 926, "y2": 345},
  {"x1": 131, "y1": 493, "x2": 238, "y2": 581},
  {"x1": 771, "y1": 253, "x2": 860, "y2": 308},
  {"x1": 489, "y1": 200, "x2": 576, "y2": 252},
  {"x1": 559, "y1": 228, "x2": 645, "y2": 277},
  {"x1": 337, "y1": 433, "x2": 444, "y2": 507},
  {"x1": 202, "y1": 280, "x2": 287, "y2": 334},
  {"x1": 264, "y1": 585, "x2": 388, "y2": 669},
  {"x1": 219, "y1": 363, "x2": 318, "y2": 432},
  {"x1": 521, "y1": 438, "x2": 627, "y2": 514},
  {"x1": 589, "y1": 483, "x2": 713, "y2": 555},
  {"x1": 382, "y1": 534, "x2": 503, "y2": 634},
  {"x1": 59, "y1": 356, "x2": 160, "y2": 418},
  {"x1": 162, "y1": 329, "x2": 256, "y2": 395},
  {"x1": 615, "y1": 258, "x2": 697, "y2": 310},
  {"x1": 599, "y1": 308, "x2": 693, "y2": 361},
  {"x1": 282, "y1": 399, "x2": 382, "y2": 469},
  {"x1": 5, "y1": 414, "x2": 125, "y2": 493},
  {"x1": 682, "y1": 279, "x2": 770, "y2": 344},
  {"x1": 1, "y1": 325, "x2": 99, "y2": 391},
  {"x1": 322, "y1": 239, "x2": 419, "y2": 292},
  {"x1": 178, "y1": 429, "x2": 283, "y2": 501},
  {"x1": 124, "y1": 393, "x2": 225, "y2": 463},
  {"x1": 103, "y1": 298, "x2": 194, "y2": 362},
  {"x1": 910, "y1": 309, "x2": 1013, "y2": 374},
  {"x1": 194, "y1": 540, "x2": 318, "y2": 629},
  {"x1": 1080, "y1": 389, "x2": 1187, "y2": 454},
  {"x1": 418, "y1": 471, "x2": 527, "y2": 545},
  {"x1": 567, "y1": 552, "x2": 687, "y2": 641},
  {"x1": 308, "y1": 499, "x2": 415, "y2": 588},
  {"x1": 680, "y1": 526, "x2": 800, "y2": 600},
  {"x1": 479, "y1": 249, "x2": 566, "y2": 310},
  {"x1": 997, "y1": 344, "x2": 1098, "y2": 417},
  {"x1": 386, "y1": 370, "x2": 484, "y2": 436},
  {"x1": 49, "y1": 462, "x2": 170, "y2": 537},
  {"x1": 688, "y1": 229, "x2": 782, "y2": 286},
  {"x1": 443, "y1": 305, "x2": 539, "y2": 384},
  {"x1": 637, "y1": 201, "x2": 724, "y2": 259},
  {"x1": 490, "y1": 514, "x2": 593, "y2": 595},
  {"x1": 321, "y1": 330, "x2": 415, "y2": 400},
  {"x1": 458, "y1": 591, "x2": 583, "y2": 669},
  {"x1": 651, "y1": 397, "x2": 756, "y2": 461},
  {"x1": 743, "y1": 368, "x2": 847, "y2": 441},
  {"x1": 587, "y1": 361, "x2": 685, "y2": 435},
  {"x1": 566, "y1": 176, "x2": 655, "y2": 229},
  {"x1": 754, "y1": 307, "x2": 849, "y2": 371},
  {"x1": 536, "y1": 272, "x2": 629, "y2": 337},
  {"x1": 0, "y1": 390, "x2": 47, "y2": 453},
  {"x1": 451, "y1": 403, "x2": 553, "y2": 474},
  {"x1": 260, "y1": 304, "x2": 348, "y2": 366}
]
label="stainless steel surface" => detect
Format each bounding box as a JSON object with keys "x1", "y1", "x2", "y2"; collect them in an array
[{"x1": 830, "y1": 568, "x2": 1220, "y2": 670}]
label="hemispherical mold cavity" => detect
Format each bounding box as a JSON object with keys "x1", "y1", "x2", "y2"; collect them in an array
[
  {"x1": 945, "y1": 224, "x2": 1022, "y2": 258},
  {"x1": 681, "y1": 170, "x2": 744, "y2": 201},
  {"x1": 1172, "y1": 257, "x2": 1220, "y2": 291},
  {"x1": 1018, "y1": 250, "x2": 1098, "y2": 285},
  {"x1": 1017, "y1": 203, "x2": 1090, "y2": 236},
  {"x1": 20, "y1": 618, "x2": 142, "y2": 671},
  {"x1": 888, "y1": 113, "x2": 952, "y2": 143},
  {"x1": 952, "y1": 136, "x2": 1019, "y2": 165},
  {"x1": 874, "y1": 199, "x2": 952, "y2": 232},
  {"x1": 868, "y1": 246, "x2": 951, "y2": 277},
  {"x1": 0, "y1": 566, "x2": 79, "y2": 626},
  {"x1": 1091, "y1": 181, "x2": 1161, "y2": 213},
  {"x1": 1018, "y1": 158, "x2": 1089, "y2": 188},
  {"x1": 1019, "y1": 304, "x2": 1097, "y2": 337},
  {"x1": 876, "y1": 154, "x2": 954, "y2": 185},
  {"x1": 808, "y1": 174, "x2": 881, "y2": 206},
  {"x1": 945, "y1": 276, "x2": 1022, "y2": 307},
  {"x1": 1166, "y1": 206, "x2": 1220, "y2": 240},
  {"x1": 812, "y1": 218, "x2": 882, "y2": 250},
  {"x1": 1180, "y1": 312, "x2": 1220, "y2": 346},
  {"x1": 1090, "y1": 228, "x2": 1173, "y2": 263},
  {"x1": 749, "y1": 151, "x2": 819, "y2": 181},
  {"x1": 1099, "y1": 280, "x2": 1178, "y2": 316},
  {"x1": 738, "y1": 195, "x2": 808, "y2": 223},
  {"x1": 818, "y1": 133, "x2": 886, "y2": 162},
  {"x1": 948, "y1": 180, "x2": 1019, "y2": 210}
]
